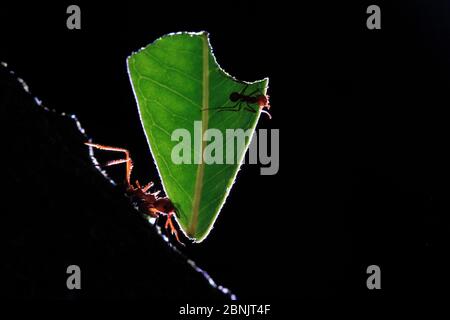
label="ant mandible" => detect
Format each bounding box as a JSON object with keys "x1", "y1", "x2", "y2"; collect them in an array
[
  {"x1": 203, "y1": 84, "x2": 271, "y2": 119},
  {"x1": 85, "y1": 142, "x2": 183, "y2": 244}
]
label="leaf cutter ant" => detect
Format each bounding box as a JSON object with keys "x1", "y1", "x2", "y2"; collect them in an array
[
  {"x1": 85, "y1": 142, "x2": 183, "y2": 245},
  {"x1": 203, "y1": 84, "x2": 271, "y2": 119}
]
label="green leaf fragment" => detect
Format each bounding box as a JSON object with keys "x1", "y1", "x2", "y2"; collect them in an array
[{"x1": 127, "y1": 32, "x2": 268, "y2": 242}]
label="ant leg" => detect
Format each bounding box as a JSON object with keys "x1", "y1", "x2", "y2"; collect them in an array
[
  {"x1": 246, "y1": 89, "x2": 261, "y2": 97},
  {"x1": 142, "y1": 181, "x2": 154, "y2": 193},
  {"x1": 104, "y1": 159, "x2": 130, "y2": 167},
  {"x1": 165, "y1": 212, "x2": 183, "y2": 245},
  {"x1": 133, "y1": 175, "x2": 154, "y2": 193},
  {"x1": 203, "y1": 102, "x2": 243, "y2": 112},
  {"x1": 239, "y1": 84, "x2": 249, "y2": 95},
  {"x1": 236, "y1": 84, "x2": 262, "y2": 102},
  {"x1": 240, "y1": 82, "x2": 264, "y2": 98},
  {"x1": 244, "y1": 102, "x2": 257, "y2": 113},
  {"x1": 202, "y1": 101, "x2": 239, "y2": 111},
  {"x1": 85, "y1": 143, "x2": 133, "y2": 186},
  {"x1": 217, "y1": 102, "x2": 243, "y2": 112}
]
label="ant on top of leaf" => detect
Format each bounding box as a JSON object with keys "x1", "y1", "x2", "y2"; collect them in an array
[{"x1": 203, "y1": 84, "x2": 271, "y2": 119}]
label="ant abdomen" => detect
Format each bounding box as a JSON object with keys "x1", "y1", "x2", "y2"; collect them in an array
[{"x1": 229, "y1": 92, "x2": 241, "y2": 102}]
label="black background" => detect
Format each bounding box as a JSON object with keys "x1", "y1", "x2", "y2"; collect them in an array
[{"x1": 1, "y1": 0, "x2": 449, "y2": 308}]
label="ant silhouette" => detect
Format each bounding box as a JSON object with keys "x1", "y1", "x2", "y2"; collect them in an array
[
  {"x1": 85, "y1": 142, "x2": 183, "y2": 245},
  {"x1": 203, "y1": 84, "x2": 271, "y2": 119}
]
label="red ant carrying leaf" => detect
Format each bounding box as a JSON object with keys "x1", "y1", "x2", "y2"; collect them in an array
[{"x1": 85, "y1": 143, "x2": 183, "y2": 245}]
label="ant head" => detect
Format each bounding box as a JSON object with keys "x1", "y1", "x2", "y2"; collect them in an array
[
  {"x1": 229, "y1": 92, "x2": 240, "y2": 102},
  {"x1": 153, "y1": 198, "x2": 175, "y2": 214},
  {"x1": 257, "y1": 94, "x2": 270, "y2": 109}
]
